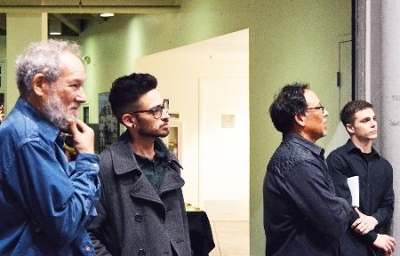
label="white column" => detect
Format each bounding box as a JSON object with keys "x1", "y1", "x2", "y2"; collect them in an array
[
  {"x1": 6, "y1": 13, "x2": 47, "y2": 110},
  {"x1": 381, "y1": 0, "x2": 400, "y2": 246}
]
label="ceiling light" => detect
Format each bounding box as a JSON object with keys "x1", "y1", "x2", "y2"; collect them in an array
[
  {"x1": 100, "y1": 13, "x2": 115, "y2": 18},
  {"x1": 49, "y1": 19, "x2": 62, "y2": 36}
]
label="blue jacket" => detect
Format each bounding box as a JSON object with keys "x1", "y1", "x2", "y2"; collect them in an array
[
  {"x1": 87, "y1": 131, "x2": 192, "y2": 256},
  {"x1": 0, "y1": 98, "x2": 100, "y2": 255},
  {"x1": 263, "y1": 133, "x2": 354, "y2": 256}
]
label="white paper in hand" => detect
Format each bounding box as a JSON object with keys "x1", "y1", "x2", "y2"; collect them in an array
[{"x1": 347, "y1": 176, "x2": 359, "y2": 207}]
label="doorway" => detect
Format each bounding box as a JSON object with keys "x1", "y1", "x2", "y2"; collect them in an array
[{"x1": 134, "y1": 29, "x2": 249, "y2": 221}]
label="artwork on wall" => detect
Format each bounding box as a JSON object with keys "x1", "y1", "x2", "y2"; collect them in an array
[
  {"x1": 83, "y1": 106, "x2": 89, "y2": 124},
  {"x1": 163, "y1": 98, "x2": 169, "y2": 111},
  {"x1": 98, "y1": 92, "x2": 119, "y2": 152}
]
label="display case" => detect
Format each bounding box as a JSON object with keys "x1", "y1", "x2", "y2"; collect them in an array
[{"x1": 162, "y1": 118, "x2": 181, "y2": 160}]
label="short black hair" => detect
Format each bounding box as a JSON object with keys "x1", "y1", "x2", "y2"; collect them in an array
[
  {"x1": 108, "y1": 73, "x2": 158, "y2": 123},
  {"x1": 340, "y1": 100, "x2": 373, "y2": 126},
  {"x1": 269, "y1": 82, "x2": 309, "y2": 133}
]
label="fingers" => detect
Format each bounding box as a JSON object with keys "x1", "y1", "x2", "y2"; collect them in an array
[
  {"x1": 354, "y1": 207, "x2": 362, "y2": 216},
  {"x1": 388, "y1": 237, "x2": 396, "y2": 250},
  {"x1": 382, "y1": 236, "x2": 396, "y2": 255},
  {"x1": 351, "y1": 208, "x2": 364, "y2": 229},
  {"x1": 352, "y1": 221, "x2": 369, "y2": 234},
  {"x1": 68, "y1": 118, "x2": 78, "y2": 135},
  {"x1": 74, "y1": 119, "x2": 85, "y2": 134},
  {"x1": 67, "y1": 118, "x2": 95, "y2": 154},
  {"x1": 68, "y1": 118, "x2": 89, "y2": 135},
  {"x1": 351, "y1": 220, "x2": 358, "y2": 229},
  {"x1": 351, "y1": 211, "x2": 378, "y2": 235}
]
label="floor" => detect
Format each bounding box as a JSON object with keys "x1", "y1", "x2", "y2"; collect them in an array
[{"x1": 208, "y1": 221, "x2": 249, "y2": 256}]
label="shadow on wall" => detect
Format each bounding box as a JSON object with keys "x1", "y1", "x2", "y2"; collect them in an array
[{"x1": 325, "y1": 123, "x2": 348, "y2": 155}]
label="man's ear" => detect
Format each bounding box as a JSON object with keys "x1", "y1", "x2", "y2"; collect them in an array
[
  {"x1": 294, "y1": 113, "x2": 306, "y2": 128},
  {"x1": 31, "y1": 74, "x2": 47, "y2": 96},
  {"x1": 345, "y1": 123, "x2": 355, "y2": 135},
  {"x1": 121, "y1": 113, "x2": 136, "y2": 128}
]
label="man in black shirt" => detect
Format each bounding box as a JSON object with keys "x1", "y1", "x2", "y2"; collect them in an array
[
  {"x1": 327, "y1": 100, "x2": 396, "y2": 256},
  {"x1": 263, "y1": 83, "x2": 354, "y2": 256}
]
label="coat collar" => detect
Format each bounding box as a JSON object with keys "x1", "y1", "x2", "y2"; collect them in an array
[
  {"x1": 344, "y1": 139, "x2": 380, "y2": 158},
  {"x1": 109, "y1": 130, "x2": 182, "y2": 176},
  {"x1": 284, "y1": 132, "x2": 325, "y2": 158}
]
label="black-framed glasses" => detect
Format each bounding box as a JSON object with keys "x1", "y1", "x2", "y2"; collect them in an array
[
  {"x1": 131, "y1": 104, "x2": 168, "y2": 119},
  {"x1": 307, "y1": 104, "x2": 324, "y2": 113}
]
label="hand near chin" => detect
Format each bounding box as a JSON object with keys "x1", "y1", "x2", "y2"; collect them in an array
[{"x1": 68, "y1": 118, "x2": 95, "y2": 154}]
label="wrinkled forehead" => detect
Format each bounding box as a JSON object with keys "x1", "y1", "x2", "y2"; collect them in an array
[{"x1": 59, "y1": 52, "x2": 85, "y2": 80}]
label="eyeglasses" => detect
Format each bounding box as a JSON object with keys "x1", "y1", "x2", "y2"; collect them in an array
[
  {"x1": 131, "y1": 104, "x2": 168, "y2": 119},
  {"x1": 307, "y1": 104, "x2": 325, "y2": 113}
]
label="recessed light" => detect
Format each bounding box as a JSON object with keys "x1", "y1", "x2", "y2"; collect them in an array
[
  {"x1": 49, "y1": 19, "x2": 62, "y2": 35},
  {"x1": 100, "y1": 13, "x2": 115, "y2": 18}
]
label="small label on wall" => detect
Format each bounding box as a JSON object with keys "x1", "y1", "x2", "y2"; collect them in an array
[{"x1": 221, "y1": 114, "x2": 235, "y2": 128}]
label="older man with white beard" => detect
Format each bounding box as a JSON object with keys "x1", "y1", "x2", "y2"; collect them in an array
[{"x1": 0, "y1": 40, "x2": 100, "y2": 255}]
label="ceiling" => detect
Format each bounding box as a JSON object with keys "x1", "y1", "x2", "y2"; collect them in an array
[
  {"x1": 0, "y1": 0, "x2": 181, "y2": 36},
  {"x1": 0, "y1": 0, "x2": 247, "y2": 61},
  {"x1": 0, "y1": 13, "x2": 105, "y2": 36}
]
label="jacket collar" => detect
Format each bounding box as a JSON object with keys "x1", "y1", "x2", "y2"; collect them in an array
[
  {"x1": 110, "y1": 130, "x2": 182, "y2": 176},
  {"x1": 344, "y1": 139, "x2": 380, "y2": 158},
  {"x1": 15, "y1": 98, "x2": 61, "y2": 143},
  {"x1": 284, "y1": 132, "x2": 325, "y2": 158}
]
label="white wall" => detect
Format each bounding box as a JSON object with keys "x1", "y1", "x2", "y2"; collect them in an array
[
  {"x1": 134, "y1": 30, "x2": 249, "y2": 221},
  {"x1": 199, "y1": 77, "x2": 249, "y2": 221}
]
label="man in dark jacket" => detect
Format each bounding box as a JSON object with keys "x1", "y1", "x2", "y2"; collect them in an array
[
  {"x1": 263, "y1": 83, "x2": 354, "y2": 256},
  {"x1": 87, "y1": 73, "x2": 192, "y2": 255},
  {"x1": 326, "y1": 100, "x2": 396, "y2": 256}
]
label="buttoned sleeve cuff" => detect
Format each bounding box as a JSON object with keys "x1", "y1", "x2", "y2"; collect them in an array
[{"x1": 76, "y1": 153, "x2": 100, "y2": 168}]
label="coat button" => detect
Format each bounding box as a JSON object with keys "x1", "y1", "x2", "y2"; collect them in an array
[
  {"x1": 138, "y1": 248, "x2": 146, "y2": 256},
  {"x1": 85, "y1": 246, "x2": 91, "y2": 252},
  {"x1": 135, "y1": 213, "x2": 143, "y2": 222}
]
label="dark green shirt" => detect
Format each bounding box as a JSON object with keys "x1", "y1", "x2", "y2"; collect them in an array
[{"x1": 134, "y1": 146, "x2": 167, "y2": 190}]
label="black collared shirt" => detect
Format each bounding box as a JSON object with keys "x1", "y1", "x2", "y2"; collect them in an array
[{"x1": 326, "y1": 139, "x2": 394, "y2": 255}]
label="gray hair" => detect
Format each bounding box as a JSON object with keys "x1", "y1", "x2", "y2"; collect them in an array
[{"x1": 15, "y1": 39, "x2": 82, "y2": 98}]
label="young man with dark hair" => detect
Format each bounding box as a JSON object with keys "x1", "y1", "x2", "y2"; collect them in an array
[
  {"x1": 327, "y1": 100, "x2": 396, "y2": 256},
  {"x1": 87, "y1": 73, "x2": 192, "y2": 256}
]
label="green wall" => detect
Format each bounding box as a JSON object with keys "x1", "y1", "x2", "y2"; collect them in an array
[{"x1": 0, "y1": 36, "x2": 6, "y2": 97}]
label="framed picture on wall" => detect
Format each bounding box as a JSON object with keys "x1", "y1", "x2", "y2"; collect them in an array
[
  {"x1": 83, "y1": 106, "x2": 89, "y2": 124},
  {"x1": 163, "y1": 98, "x2": 169, "y2": 111},
  {"x1": 98, "y1": 92, "x2": 119, "y2": 152}
]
